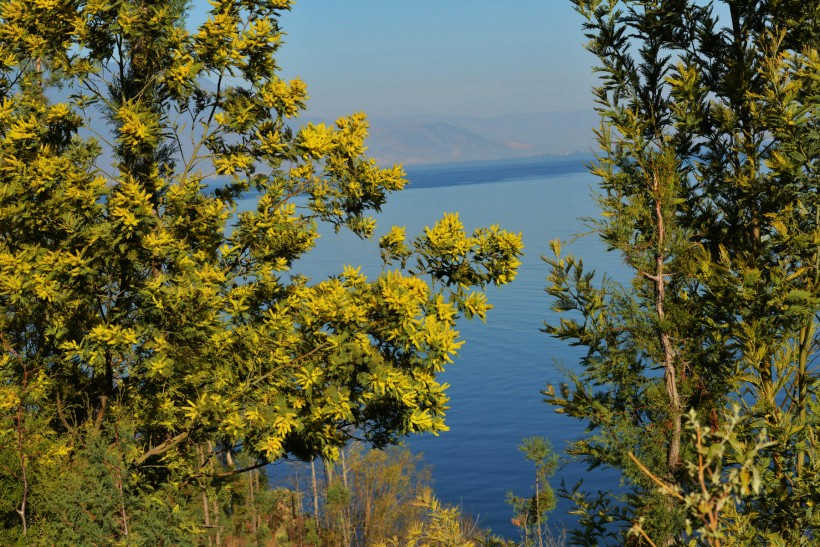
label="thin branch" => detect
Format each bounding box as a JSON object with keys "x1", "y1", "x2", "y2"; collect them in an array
[
  {"x1": 632, "y1": 522, "x2": 659, "y2": 547},
  {"x1": 134, "y1": 430, "x2": 191, "y2": 466},
  {"x1": 627, "y1": 451, "x2": 684, "y2": 501},
  {"x1": 208, "y1": 460, "x2": 269, "y2": 478}
]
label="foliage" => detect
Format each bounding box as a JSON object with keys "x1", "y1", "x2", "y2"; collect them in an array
[
  {"x1": 507, "y1": 436, "x2": 559, "y2": 547},
  {"x1": 0, "y1": 0, "x2": 522, "y2": 541},
  {"x1": 380, "y1": 487, "x2": 479, "y2": 547},
  {"x1": 186, "y1": 443, "x2": 510, "y2": 547},
  {"x1": 627, "y1": 407, "x2": 773, "y2": 547},
  {"x1": 557, "y1": 480, "x2": 626, "y2": 546},
  {"x1": 546, "y1": 0, "x2": 819, "y2": 544},
  {"x1": 319, "y1": 443, "x2": 431, "y2": 546}
]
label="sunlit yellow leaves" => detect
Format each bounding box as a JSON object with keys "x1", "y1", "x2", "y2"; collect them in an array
[
  {"x1": 235, "y1": 16, "x2": 281, "y2": 78},
  {"x1": 213, "y1": 152, "x2": 253, "y2": 175},
  {"x1": 474, "y1": 225, "x2": 524, "y2": 285},
  {"x1": 431, "y1": 294, "x2": 457, "y2": 325},
  {"x1": 244, "y1": 408, "x2": 261, "y2": 425},
  {"x1": 30, "y1": 273, "x2": 57, "y2": 301},
  {"x1": 421, "y1": 316, "x2": 464, "y2": 369},
  {"x1": 194, "y1": 1, "x2": 242, "y2": 71},
  {"x1": 82, "y1": 0, "x2": 108, "y2": 18},
  {"x1": 45, "y1": 102, "x2": 71, "y2": 124},
  {"x1": 259, "y1": 436, "x2": 283, "y2": 459},
  {"x1": 111, "y1": 206, "x2": 139, "y2": 229},
  {"x1": 378, "y1": 271, "x2": 428, "y2": 323},
  {"x1": 0, "y1": 97, "x2": 14, "y2": 128},
  {"x1": 414, "y1": 213, "x2": 523, "y2": 292},
  {"x1": 255, "y1": 125, "x2": 287, "y2": 156},
  {"x1": 288, "y1": 161, "x2": 314, "y2": 181},
  {"x1": 330, "y1": 112, "x2": 370, "y2": 158},
  {"x1": 298, "y1": 123, "x2": 334, "y2": 158},
  {"x1": 0, "y1": 0, "x2": 82, "y2": 67},
  {"x1": 258, "y1": 77, "x2": 308, "y2": 117},
  {"x1": 424, "y1": 213, "x2": 471, "y2": 257},
  {"x1": 182, "y1": 401, "x2": 199, "y2": 423},
  {"x1": 164, "y1": 28, "x2": 200, "y2": 97},
  {"x1": 273, "y1": 411, "x2": 297, "y2": 435},
  {"x1": 380, "y1": 225, "x2": 412, "y2": 266},
  {"x1": 114, "y1": 2, "x2": 140, "y2": 36},
  {"x1": 88, "y1": 324, "x2": 139, "y2": 348},
  {"x1": 116, "y1": 101, "x2": 160, "y2": 151},
  {"x1": 146, "y1": 353, "x2": 172, "y2": 379},
  {"x1": 239, "y1": 17, "x2": 279, "y2": 49},
  {"x1": 144, "y1": 228, "x2": 176, "y2": 256},
  {"x1": 462, "y1": 291, "x2": 490, "y2": 320},
  {"x1": 0, "y1": 249, "x2": 65, "y2": 304},
  {"x1": 0, "y1": 387, "x2": 19, "y2": 412},
  {"x1": 295, "y1": 364, "x2": 322, "y2": 391},
  {"x1": 341, "y1": 264, "x2": 366, "y2": 285},
  {"x1": 381, "y1": 226, "x2": 406, "y2": 249},
  {"x1": 409, "y1": 409, "x2": 434, "y2": 431},
  {"x1": 108, "y1": 178, "x2": 153, "y2": 236},
  {"x1": 220, "y1": 411, "x2": 245, "y2": 440},
  {"x1": 6, "y1": 115, "x2": 38, "y2": 142}
]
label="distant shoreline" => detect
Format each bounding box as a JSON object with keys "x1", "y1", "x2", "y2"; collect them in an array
[{"x1": 403, "y1": 152, "x2": 595, "y2": 189}]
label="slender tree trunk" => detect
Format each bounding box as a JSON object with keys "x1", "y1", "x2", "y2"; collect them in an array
[
  {"x1": 340, "y1": 448, "x2": 351, "y2": 547},
  {"x1": 322, "y1": 458, "x2": 332, "y2": 534},
  {"x1": 12, "y1": 351, "x2": 31, "y2": 537},
  {"x1": 363, "y1": 482, "x2": 373, "y2": 546},
  {"x1": 212, "y1": 498, "x2": 221, "y2": 547},
  {"x1": 254, "y1": 468, "x2": 262, "y2": 534},
  {"x1": 324, "y1": 457, "x2": 334, "y2": 487},
  {"x1": 115, "y1": 469, "x2": 129, "y2": 539},
  {"x1": 535, "y1": 468, "x2": 543, "y2": 547},
  {"x1": 202, "y1": 491, "x2": 212, "y2": 546},
  {"x1": 653, "y1": 171, "x2": 682, "y2": 470},
  {"x1": 523, "y1": 513, "x2": 529, "y2": 546},
  {"x1": 248, "y1": 467, "x2": 258, "y2": 538},
  {"x1": 311, "y1": 459, "x2": 320, "y2": 531},
  {"x1": 198, "y1": 446, "x2": 213, "y2": 546},
  {"x1": 15, "y1": 400, "x2": 27, "y2": 536}
]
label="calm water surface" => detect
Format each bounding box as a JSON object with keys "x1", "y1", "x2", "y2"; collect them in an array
[{"x1": 251, "y1": 155, "x2": 627, "y2": 537}]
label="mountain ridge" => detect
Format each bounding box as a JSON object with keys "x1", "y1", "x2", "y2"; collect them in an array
[{"x1": 306, "y1": 110, "x2": 598, "y2": 165}]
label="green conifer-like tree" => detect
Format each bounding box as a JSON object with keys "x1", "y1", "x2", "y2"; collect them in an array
[
  {"x1": 0, "y1": 1, "x2": 522, "y2": 541},
  {"x1": 545, "y1": 1, "x2": 819, "y2": 544}
]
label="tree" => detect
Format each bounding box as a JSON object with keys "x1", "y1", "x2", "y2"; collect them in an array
[
  {"x1": 315, "y1": 443, "x2": 431, "y2": 546},
  {"x1": 0, "y1": 0, "x2": 523, "y2": 541},
  {"x1": 544, "y1": 0, "x2": 819, "y2": 544},
  {"x1": 507, "y1": 436, "x2": 558, "y2": 547}
]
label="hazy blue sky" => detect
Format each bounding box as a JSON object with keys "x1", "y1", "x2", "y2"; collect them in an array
[{"x1": 190, "y1": 1, "x2": 598, "y2": 120}]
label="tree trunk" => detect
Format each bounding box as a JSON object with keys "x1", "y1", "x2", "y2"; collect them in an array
[
  {"x1": 341, "y1": 448, "x2": 351, "y2": 547},
  {"x1": 212, "y1": 498, "x2": 221, "y2": 547},
  {"x1": 248, "y1": 467, "x2": 258, "y2": 538},
  {"x1": 311, "y1": 459, "x2": 320, "y2": 531},
  {"x1": 653, "y1": 171, "x2": 682, "y2": 470}
]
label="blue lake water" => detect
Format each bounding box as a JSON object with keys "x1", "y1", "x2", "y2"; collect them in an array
[{"x1": 250, "y1": 154, "x2": 627, "y2": 538}]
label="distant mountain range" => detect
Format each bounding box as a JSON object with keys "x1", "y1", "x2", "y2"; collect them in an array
[
  {"x1": 62, "y1": 77, "x2": 597, "y2": 168},
  {"x1": 314, "y1": 110, "x2": 599, "y2": 166}
]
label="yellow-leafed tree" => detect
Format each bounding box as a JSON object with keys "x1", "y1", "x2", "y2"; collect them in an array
[{"x1": 0, "y1": 0, "x2": 522, "y2": 542}]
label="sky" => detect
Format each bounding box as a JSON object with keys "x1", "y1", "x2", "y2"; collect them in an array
[{"x1": 189, "y1": 1, "x2": 599, "y2": 120}]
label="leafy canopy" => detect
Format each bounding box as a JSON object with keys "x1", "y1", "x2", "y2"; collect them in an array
[
  {"x1": 0, "y1": 0, "x2": 522, "y2": 540},
  {"x1": 545, "y1": 0, "x2": 819, "y2": 544}
]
